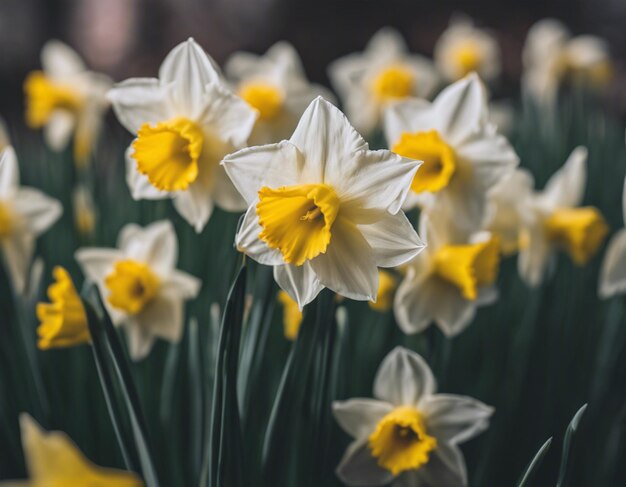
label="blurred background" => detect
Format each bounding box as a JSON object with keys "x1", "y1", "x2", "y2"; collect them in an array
[{"x1": 1, "y1": 0, "x2": 626, "y2": 124}]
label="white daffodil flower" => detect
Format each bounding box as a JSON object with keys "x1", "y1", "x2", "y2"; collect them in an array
[
  {"x1": 485, "y1": 168, "x2": 535, "y2": 255},
  {"x1": 222, "y1": 97, "x2": 424, "y2": 308},
  {"x1": 328, "y1": 28, "x2": 439, "y2": 137},
  {"x1": 599, "y1": 176, "x2": 626, "y2": 298},
  {"x1": 75, "y1": 220, "x2": 201, "y2": 360},
  {"x1": 434, "y1": 17, "x2": 501, "y2": 84},
  {"x1": 394, "y1": 210, "x2": 501, "y2": 337},
  {"x1": 108, "y1": 38, "x2": 257, "y2": 232},
  {"x1": 24, "y1": 41, "x2": 112, "y2": 165},
  {"x1": 384, "y1": 74, "x2": 519, "y2": 231},
  {"x1": 0, "y1": 146, "x2": 62, "y2": 294},
  {"x1": 333, "y1": 347, "x2": 493, "y2": 486},
  {"x1": 522, "y1": 19, "x2": 613, "y2": 105},
  {"x1": 225, "y1": 42, "x2": 335, "y2": 145},
  {"x1": 518, "y1": 147, "x2": 608, "y2": 287}
]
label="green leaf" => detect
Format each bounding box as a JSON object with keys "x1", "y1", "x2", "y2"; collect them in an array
[
  {"x1": 556, "y1": 404, "x2": 587, "y2": 487},
  {"x1": 516, "y1": 437, "x2": 552, "y2": 487}
]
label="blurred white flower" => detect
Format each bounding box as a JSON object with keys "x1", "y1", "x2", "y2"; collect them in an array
[
  {"x1": 328, "y1": 28, "x2": 438, "y2": 136},
  {"x1": 518, "y1": 147, "x2": 608, "y2": 287},
  {"x1": 384, "y1": 74, "x2": 519, "y2": 231},
  {"x1": 395, "y1": 210, "x2": 501, "y2": 337},
  {"x1": 333, "y1": 347, "x2": 493, "y2": 486},
  {"x1": 108, "y1": 38, "x2": 257, "y2": 232},
  {"x1": 522, "y1": 19, "x2": 613, "y2": 105},
  {"x1": 72, "y1": 185, "x2": 97, "y2": 236},
  {"x1": 24, "y1": 41, "x2": 112, "y2": 166},
  {"x1": 434, "y1": 17, "x2": 501, "y2": 84},
  {"x1": 75, "y1": 220, "x2": 201, "y2": 360},
  {"x1": 222, "y1": 97, "x2": 424, "y2": 308},
  {"x1": 599, "y1": 173, "x2": 626, "y2": 298},
  {"x1": 225, "y1": 42, "x2": 334, "y2": 145},
  {"x1": 0, "y1": 146, "x2": 62, "y2": 294}
]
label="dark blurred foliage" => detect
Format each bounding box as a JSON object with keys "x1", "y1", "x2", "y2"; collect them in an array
[{"x1": 1, "y1": 0, "x2": 626, "y2": 125}]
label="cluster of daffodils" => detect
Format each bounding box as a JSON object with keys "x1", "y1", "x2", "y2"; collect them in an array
[{"x1": 0, "y1": 14, "x2": 620, "y2": 486}]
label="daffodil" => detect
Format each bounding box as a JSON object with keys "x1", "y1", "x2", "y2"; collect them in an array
[
  {"x1": 23, "y1": 41, "x2": 112, "y2": 165},
  {"x1": 0, "y1": 146, "x2": 62, "y2": 294},
  {"x1": 278, "y1": 290, "x2": 302, "y2": 340},
  {"x1": 75, "y1": 220, "x2": 201, "y2": 360},
  {"x1": 518, "y1": 147, "x2": 608, "y2": 287},
  {"x1": 225, "y1": 42, "x2": 334, "y2": 145},
  {"x1": 222, "y1": 97, "x2": 424, "y2": 308},
  {"x1": 108, "y1": 39, "x2": 257, "y2": 232},
  {"x1": 486, "y1": 168, "x2": 535, "y2": 255},
  {"x1": 369, "y1": 270, "x2": 397, "y2": 312},
  {"x1": 434, "y1": 16, "x2": 501, "y2": 84},
  {"x1": 384, "y1": 74, "x2": 519, "y2": 230},
  {"x1": 328, "y1": 28, "x2": 438, "y2": 137},
  {"x1": 522, "y1": 19, "x2": 613, "y2": 105},
  {"x1": 395, "y1": 210, "x2": 501, "y2": 337},
  {"x1": 1, "y1": 414, "x2": 142, "y2": 486},
  {"x1": 73, "y1": 185, "x2": 97, "y2": 236},
  {"x1": 599, "y1": 175, "x2": 626, "y2": 298},
  {"x1": 36, "y1": 266, "x2": 89, "y2": 350},
  {"x1": 333, "y1": 347, "x2": 493, "y2": 486}
]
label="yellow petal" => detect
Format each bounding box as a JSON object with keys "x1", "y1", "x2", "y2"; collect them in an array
[
  {"x1": 368, "y1": 406, "x2": 437, "y2": 475},
  {"x1": 278, "y1": 290, "x2": 302, "y2": 340},
  {"x1": 132, "y1": 117, "x2": 204, "y2": 192},
  {"x1": 105, "y1": 260, "x2": 160, "y2": 315},
  {"x1": 392, "y1": 130, "x2": 456, "y2": 194},
  {"x1": 256, "y1": 183, "x2": 340, "y2": 266},
  {"x1": 544, "y1": 206, "x2": 608, "y2": 265},
  {"x1": 371, "y1": 65, "x2": 414, "y2": 101},
  {"x1": 23, "y1": 71, "x2": 82, "y2": 128},
  {"x1": 239, "y1": 82, "x2": 284, "y2": 121},
  {"x1": 0, "y1": 202, "x2": 14, "y2": 240}
]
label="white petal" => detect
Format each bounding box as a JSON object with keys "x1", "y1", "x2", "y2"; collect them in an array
[
  {"x1": 158, "y1": 38, "x2": 222, "y2": 118},
  {"x1": 438, "y1": 176, "x2": 491, "y2": 233},
  {"x1": 367, "y1": 27, "x2": 408, "y2": 57},
  {"x1": 289, "y1": 97, "x2": 368, "y2": 184},
  {"x1": 432, "y1": 279, "x2": 477, "y2": 337},
  {"x1": 433, "y1": 73, "x2": 488, "y2": 147},
  {"x1": 338, "y1": 150, "x2": 420, "y2": 214},
  {"x1": 0, "y1": 147, "x2": 20, "y2": 196},
  {"x1": 273, "y1": 263, "x2": 323, "y2": 309},
  {"x1": 332, "y1": 399, "x2": 393, "y2": 440},
  {"x1": 383, "y1": 98, "x2": 433, "y2": 148},
  {"x1": 518, "y1": 219, "x2": 553, "y2": 287},
  {"x1": 137, "y1": 292, "x2": 184, "y2": 343},
  {"x1": 393, "y1": 267, "x2": 437, "y2": 335},
  {"x1": 125, "y1": 146, "x2": 171, "y2": 200},
  {"x1": 310, "y1": 218, "x2": 378, "y2": 302},
  {"x1": 163, "y1": 270, "x2": 202, "y2": 299},
  {"x1": 210, "y1": 164, "x2": 248, "y2": 213},
  {"x1": 43, "y1": 112, "x2": 75, "y2": 151},
  {"x1": 197, "y1": 82, "x2": 257, "y2": 149},
  {"x1": 357, "y1": 211, "x2": 424, "y2": 267},
  {"x1": 373, "y1": 346, "x2": 436, "y2": 406},
  {"x1": 172, "y1": 181, "x2": 214, "y2": 233},
  {"x1": 419, "y1": 443, "x2": 468, "y2": 487},
  {"x1": 12, "y1": 188, "x2": 62, "y2": 236},
  {"x1": 1, "y1": 232, "x2": 35, "y2": 294},
  {"x1": 336, "y1": 439, "x2": 395, "y2": 487},
  {"x1": 523, "y1": 19, "x2": 569, "y2": 69},
  {"x1": 108, "y1": 78, "x2": 172, "y2": 134},
  {"x1": 540, "y1": 146, "x2": 587, "y2": 209},
  {"x1": 341, "y1": 87, "x2": 380, "y2": 137},
  {"x1": 75, "y1": 248, "x2": 122, "y2": 283},
  {"x1": 221, "y1": 141, "x2": 304, "y2": 205},
  {"x1": 235, "y1": 204, "x2": 284, "y2": 266},
  {"x1": 327, "y1": 51, "x2": 367, "y2": 99},
  {"x1": 405, "y1": 55, "x2": 440, "y2": 99},
  {"x1": 41, "y1": 40, "x2": 85, "y2": 78},
  {"x1": 118, "y1": 220, "x2": 178, "y2": 275},
  {"x1": 598, "y1": 228, "x2": 626, "y2": 299},
  {"x1": 422, "y1": 393, "x2": 494, "y2": 444},
  {"x1": 123, "y1": 320, "x2": 157, "y2": 361}
]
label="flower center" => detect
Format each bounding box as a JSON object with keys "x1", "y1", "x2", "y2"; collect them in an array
[
  {"x1": 256, "y1": 183, "x2": 340, "y2": 266},
  {"x1": 372, "y1": 65, "x2": 414, "y2": 101},
  {"x1": 392, "y1": 130, "x2": 457, "y2": 194},
  {"x1": 105, "y1": 260, "x2": 160, "y2": 315},
  {"x1": 239, "y1": 82, "x2": 284, "y2": 121},
  {"x1": 544, "y1": 207, "x2": 608, "y2": 265},
  {"x1": 132, "y1": 117, "x2": 204, "y2": 192},
  {"x1": 434, "y1": 237, "x2": 501, "y2": 300},
  {"x1": 0, "y1": 202, "x2": 14, "y2": 239},
  {"x1": 453, "y1": 43, "x2": 482, "y2": 77},
  {"x1": 368, "y1": 406, "x2": 437, "y2": 476},
  {"x1": 24, "y1": 71, "x2": 83, "y2": 128},
  {"x1": 36, "y1": 267, "x2": 89, "y2": 350}
]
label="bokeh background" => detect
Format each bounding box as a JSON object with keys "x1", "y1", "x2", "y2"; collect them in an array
[{"x1": 1, "y1": 0, "x2": 626, "y2": 124}]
